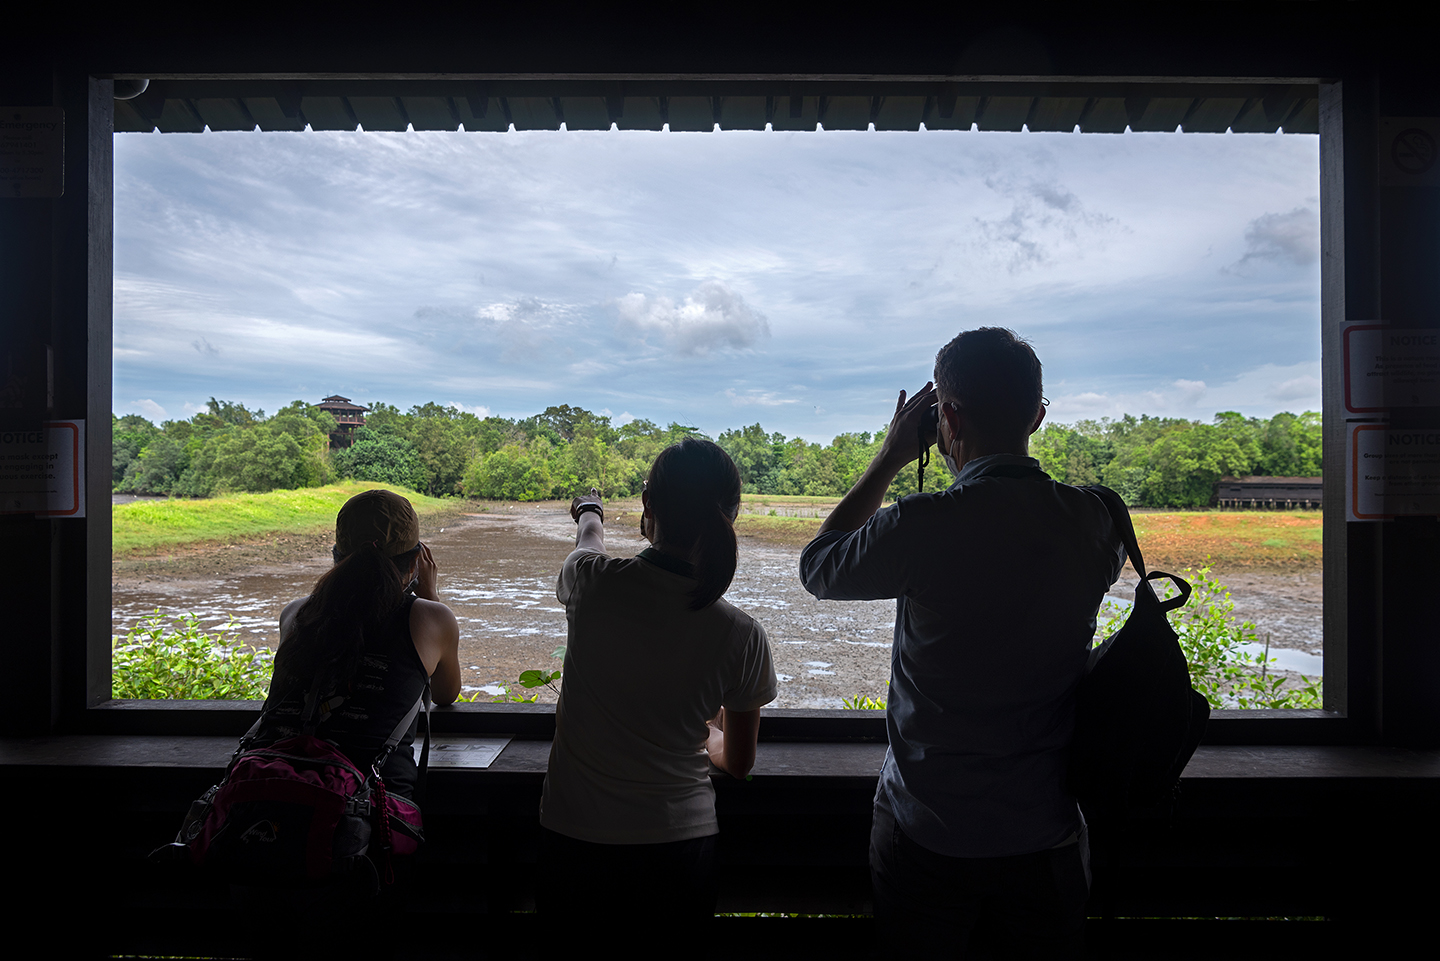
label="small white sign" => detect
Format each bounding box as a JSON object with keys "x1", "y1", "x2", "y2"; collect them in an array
[
  {"x1": 413, "y1": 736, "x2": 512, "y2": 768},
  {"x1": 1349, "y1": 424, "x2": 1440, "y2": 521},
  {"x1": 0, "y1": 420, "x2": 84, "y2": 516},
  {"x1": 0, "y1": 107, "x2": 64, "y2": 199},
  {"x1": 1344, "y1": 324, "x2": 1440, "y2": 412}
]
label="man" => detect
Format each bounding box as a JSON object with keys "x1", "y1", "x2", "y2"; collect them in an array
[{"x1": 799, "y1": 328, "x2": 1124, "y2": 958}]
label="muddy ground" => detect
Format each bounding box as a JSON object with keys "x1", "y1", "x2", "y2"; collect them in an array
[{"x1": 112, "y1": 503, "x2": 1322, "y2": 708}]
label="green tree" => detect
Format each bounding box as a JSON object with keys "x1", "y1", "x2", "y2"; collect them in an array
[
  {"x1": 334, "y1": 428, "x2": 427, "y2": 490},
  {"x1": 464, "y1": 440, "x2": 554, "y2": 501},
  {"x1": 112, "y1": 414, "x2": 160, "y2": 488}
]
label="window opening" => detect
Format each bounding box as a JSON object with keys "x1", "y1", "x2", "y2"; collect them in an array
[{"x1": 110, "y1": 102, "x2": 1322, "y2": 711}]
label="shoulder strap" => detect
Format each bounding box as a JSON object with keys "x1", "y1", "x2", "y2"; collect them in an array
[
  {"x1": 1082, "y1": 484, "x2": 1192, "y2": 613},
  {"x1": 369, "y1": 676, "x2": 432, "y2": 799},
  {"x1": 1081, "y1": 484, "x2": 1147, "y2": 578}
]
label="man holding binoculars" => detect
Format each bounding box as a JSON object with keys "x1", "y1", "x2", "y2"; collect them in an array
[{"x1": 800, "y1": 327, "x2": 1125, "y2": 959}]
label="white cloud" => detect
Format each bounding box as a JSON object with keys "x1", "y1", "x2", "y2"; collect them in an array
[
  {"x1": 448, "y1": 401, "x2": 492, "y2": 417},
  {"x1": 615, "y1": 411, "x2": 635, "y2": 425},
  {"x1": 132, "y1": 399, "x2": 168, "y2": 421},
  {"x1": 725, "y1": 388, "x2": 797, "y2": 407},
  {"x1": 1234, "y1": 207, "x2": 1319, "y2": 268},
  {"x1": 616, "y1": 281, "x2": 770, "y2": 355},
  {"x1": 1268, "y1": 375, "x2": 1321, "y2": 403},
  {"x1": 1048, "y1": 362, "x2": 1319, "y2": 423}
]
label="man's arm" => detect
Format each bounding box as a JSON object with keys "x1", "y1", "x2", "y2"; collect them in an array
[{"x1": 818, "y1": 382, "x2": 937, "y2": 535}]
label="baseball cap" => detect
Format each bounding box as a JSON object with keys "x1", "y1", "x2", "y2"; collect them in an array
[{"x1": 335, "y1": 489, "x2": 420, "y2": 557}]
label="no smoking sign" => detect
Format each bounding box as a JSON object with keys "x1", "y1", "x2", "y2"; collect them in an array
[{"x1": 1381, "y1": 117, "x2": 1440, "y2": 186}]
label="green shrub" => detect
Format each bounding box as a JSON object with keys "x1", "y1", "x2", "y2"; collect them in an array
[
  {"x1": 845, "y1": 568, "x2": 1322, "y2": 712},
  {"x1": 1095, "y1": 566, "x2": 1322, "y2": 710},
  {"x1": 112, "y1": 611, "x2": 274, "y2": 700}
]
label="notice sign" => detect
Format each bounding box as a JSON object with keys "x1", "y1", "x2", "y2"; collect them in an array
[
  {"x1": 1344, "y1": 324, "x2": 1440, "y2": 412},
  {"x1": 0, "y1": 107, "x2": 64, "y2": 198},
  {"x1": 0, "y1": 421, "x2": 84, "y2": 516},
  {"x1": 1349, "y1": 424, "x2": 1440, "y2": 520}
]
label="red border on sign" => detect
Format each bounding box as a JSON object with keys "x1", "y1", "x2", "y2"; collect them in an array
[
  {"x1": 1351, "y1": 423, "x2": 1393, "y2": 520},
  {"x1": 38, "y1": 421, "x2": 81, "y2": 516},
  {"x1": 1343, "y1": 323, "x2": 1389, "y2": 414}
]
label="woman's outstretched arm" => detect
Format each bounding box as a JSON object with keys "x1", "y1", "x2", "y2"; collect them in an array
[{"x1": 571, "y1": 487, "x2": 605, "y2": 553}]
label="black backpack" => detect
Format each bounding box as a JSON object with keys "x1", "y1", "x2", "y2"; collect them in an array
[{"x1": 1069, "y1": 484, "x2": 1210, "y2": 824}]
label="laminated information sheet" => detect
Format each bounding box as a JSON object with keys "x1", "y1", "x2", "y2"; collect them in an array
[
  {"x1": 1344, "y1": 325, "x2": 1440, "y2": 412},
  {"x1": 1349, "y1": 425, "x2": 1440, "y2": 520},
  {"x1": 0, "y1": 420, "x2": 84, "y2": 516},
  {"x1": 412, "y1": 736, "x2": 512, "y2": 769}
]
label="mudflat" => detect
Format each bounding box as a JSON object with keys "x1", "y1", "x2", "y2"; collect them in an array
[{"x1": 112, "y1": 502, "x2": 1323, "y2": 708}]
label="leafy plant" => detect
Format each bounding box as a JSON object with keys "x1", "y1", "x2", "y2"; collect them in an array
[
  {"x1": 1094, "y1": 566, "x2": 1322, "y2": 710},
  {"x1": 458, "y1": 645, "x2": 567, "y2": 703},
  {"x1": 112, "y1": 610, "x2": 273, "y2": 700},
  {"x1": 843, "y1": 693, "x2": 886, "y2": 710}
]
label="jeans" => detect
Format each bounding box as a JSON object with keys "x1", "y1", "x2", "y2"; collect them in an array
[{"x1": 869, "y1": 806, "x2": 1089, "y2": 960}]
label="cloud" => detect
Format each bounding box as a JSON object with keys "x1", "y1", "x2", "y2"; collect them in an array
[
  {"x1": 132, "y1": 398, "x2": 167, "y2": 420},
  {"x1": 1171, "y1": 379, "x2": 1209, "y2": 407},
  {"x1": 972, "y1": 176, "x2": 1120, "y2": 272},
  {"x1": 615, "y1": 411, "x2": 635, "y2": 426},
  {"x1": 1234, "y1": 207, "x2": 1319, "y2": 268},
  {"x1": 448, "y1": 401, "x2": 492, "y2": 417},
  {"x1": 1047, "y1": 362, "x2": 1319, "y2": 423},
  {"x1": 192, "y1": 337, "x2": 220, "y2": 356},
  {"x1": 616, "y1": 281, "x2": 770, "y2": 355},
  {"x1": 1268, "y1": 375, "x2": 1321, "y2": 402},
  {"x1": 725, "y1": 388, "x2": 797, "y2": 407}
]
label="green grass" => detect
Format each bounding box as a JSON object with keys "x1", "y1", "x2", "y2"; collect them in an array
[{"x1": 113, "y1": 482, "x2": 455, "y2": 556}]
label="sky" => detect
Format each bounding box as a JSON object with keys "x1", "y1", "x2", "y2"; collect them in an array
[{"x1": 113, "y1": 124, "x2": 1321, "y2": 442}]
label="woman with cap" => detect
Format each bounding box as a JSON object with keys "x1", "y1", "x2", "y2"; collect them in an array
[
  {"x1": 254, "y1": 489, "x2": 461, "y2": 800},
  {"x1": 538, "y1": 437, "x2": 778, "y2": 934}
]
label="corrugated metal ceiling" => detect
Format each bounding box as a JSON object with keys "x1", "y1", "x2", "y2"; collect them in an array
[{"x1": 114, "y1": 80, "x2": 1320, "y2": 135}]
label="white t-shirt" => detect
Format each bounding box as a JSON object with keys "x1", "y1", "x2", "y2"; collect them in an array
[{"x1": 540, "y1": 548, "x2": 778, "y2": 844}]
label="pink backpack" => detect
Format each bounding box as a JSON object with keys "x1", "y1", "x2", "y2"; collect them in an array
[{"x1": 172, "y1": 679, "x2": 429, "y2": 887}]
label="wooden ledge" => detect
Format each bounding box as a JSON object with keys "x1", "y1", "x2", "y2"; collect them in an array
[{"x1": 3, "y1": 736, "x2": 1438, "y2": 780}]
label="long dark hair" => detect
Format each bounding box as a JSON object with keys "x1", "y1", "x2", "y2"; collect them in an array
[
  {"x1": 647, "y1": 438, "x2": 742, "y2": 611},
  {"x1": 276, "y1": 542, "x2": 421, "y2": 690}
]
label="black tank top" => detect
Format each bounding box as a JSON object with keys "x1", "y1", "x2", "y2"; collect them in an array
[{"x1": 256, "y1": 594, "x2": 428, "y2": 796}]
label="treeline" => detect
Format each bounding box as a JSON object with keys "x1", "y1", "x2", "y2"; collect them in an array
[
  {"x1": 113, "y1": 399, "x2": 334, "y2": 497},
  {"x1": 113, "y1": 401, "x2": 1321, "y2": 509},
  {"x1": 1030, "y1": 411, "x2": 1320, "y2": 507}
]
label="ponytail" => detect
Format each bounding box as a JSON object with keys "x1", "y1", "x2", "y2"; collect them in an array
[
  {"x1": 277, "y1": 541, "x2": 417, "y2": 690},
  {"x1": 646, "y1": 438, "x2": 741, "y2": 611},
  {"x1": 689, "y1": 501, "x2": 739, "y2": 611}
]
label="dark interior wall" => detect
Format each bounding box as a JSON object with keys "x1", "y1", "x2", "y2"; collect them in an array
[{"x1": 1, "y1": 7, "x2": 1436, "y2": 744}]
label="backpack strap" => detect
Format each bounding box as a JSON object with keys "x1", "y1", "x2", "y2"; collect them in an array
[
  {"x1": 369, "y1": 676, "x2": 432, "y2": 800},
  {"x1": 1082, "y1": 484, "x2": 1192, "y2": 614},
  {"x1": 1081, "y1": 484, "x2": 1148, "y2": 577}
]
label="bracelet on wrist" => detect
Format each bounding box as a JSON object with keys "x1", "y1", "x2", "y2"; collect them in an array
[{"x1": 574, "y1": 502, "x2": 604, "y2": 523}]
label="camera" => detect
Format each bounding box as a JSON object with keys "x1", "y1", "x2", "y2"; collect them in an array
[{"x1": 919, "y1": 403, "x2": 940, "y2": 448}]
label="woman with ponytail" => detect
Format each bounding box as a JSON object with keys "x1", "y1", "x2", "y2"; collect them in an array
[
  {"x1": 255, "y1": 489, "x2": 460, "y2": 800},
  {"x1": 539, "y1": 438, "x2": 778, "y2": 934}
]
